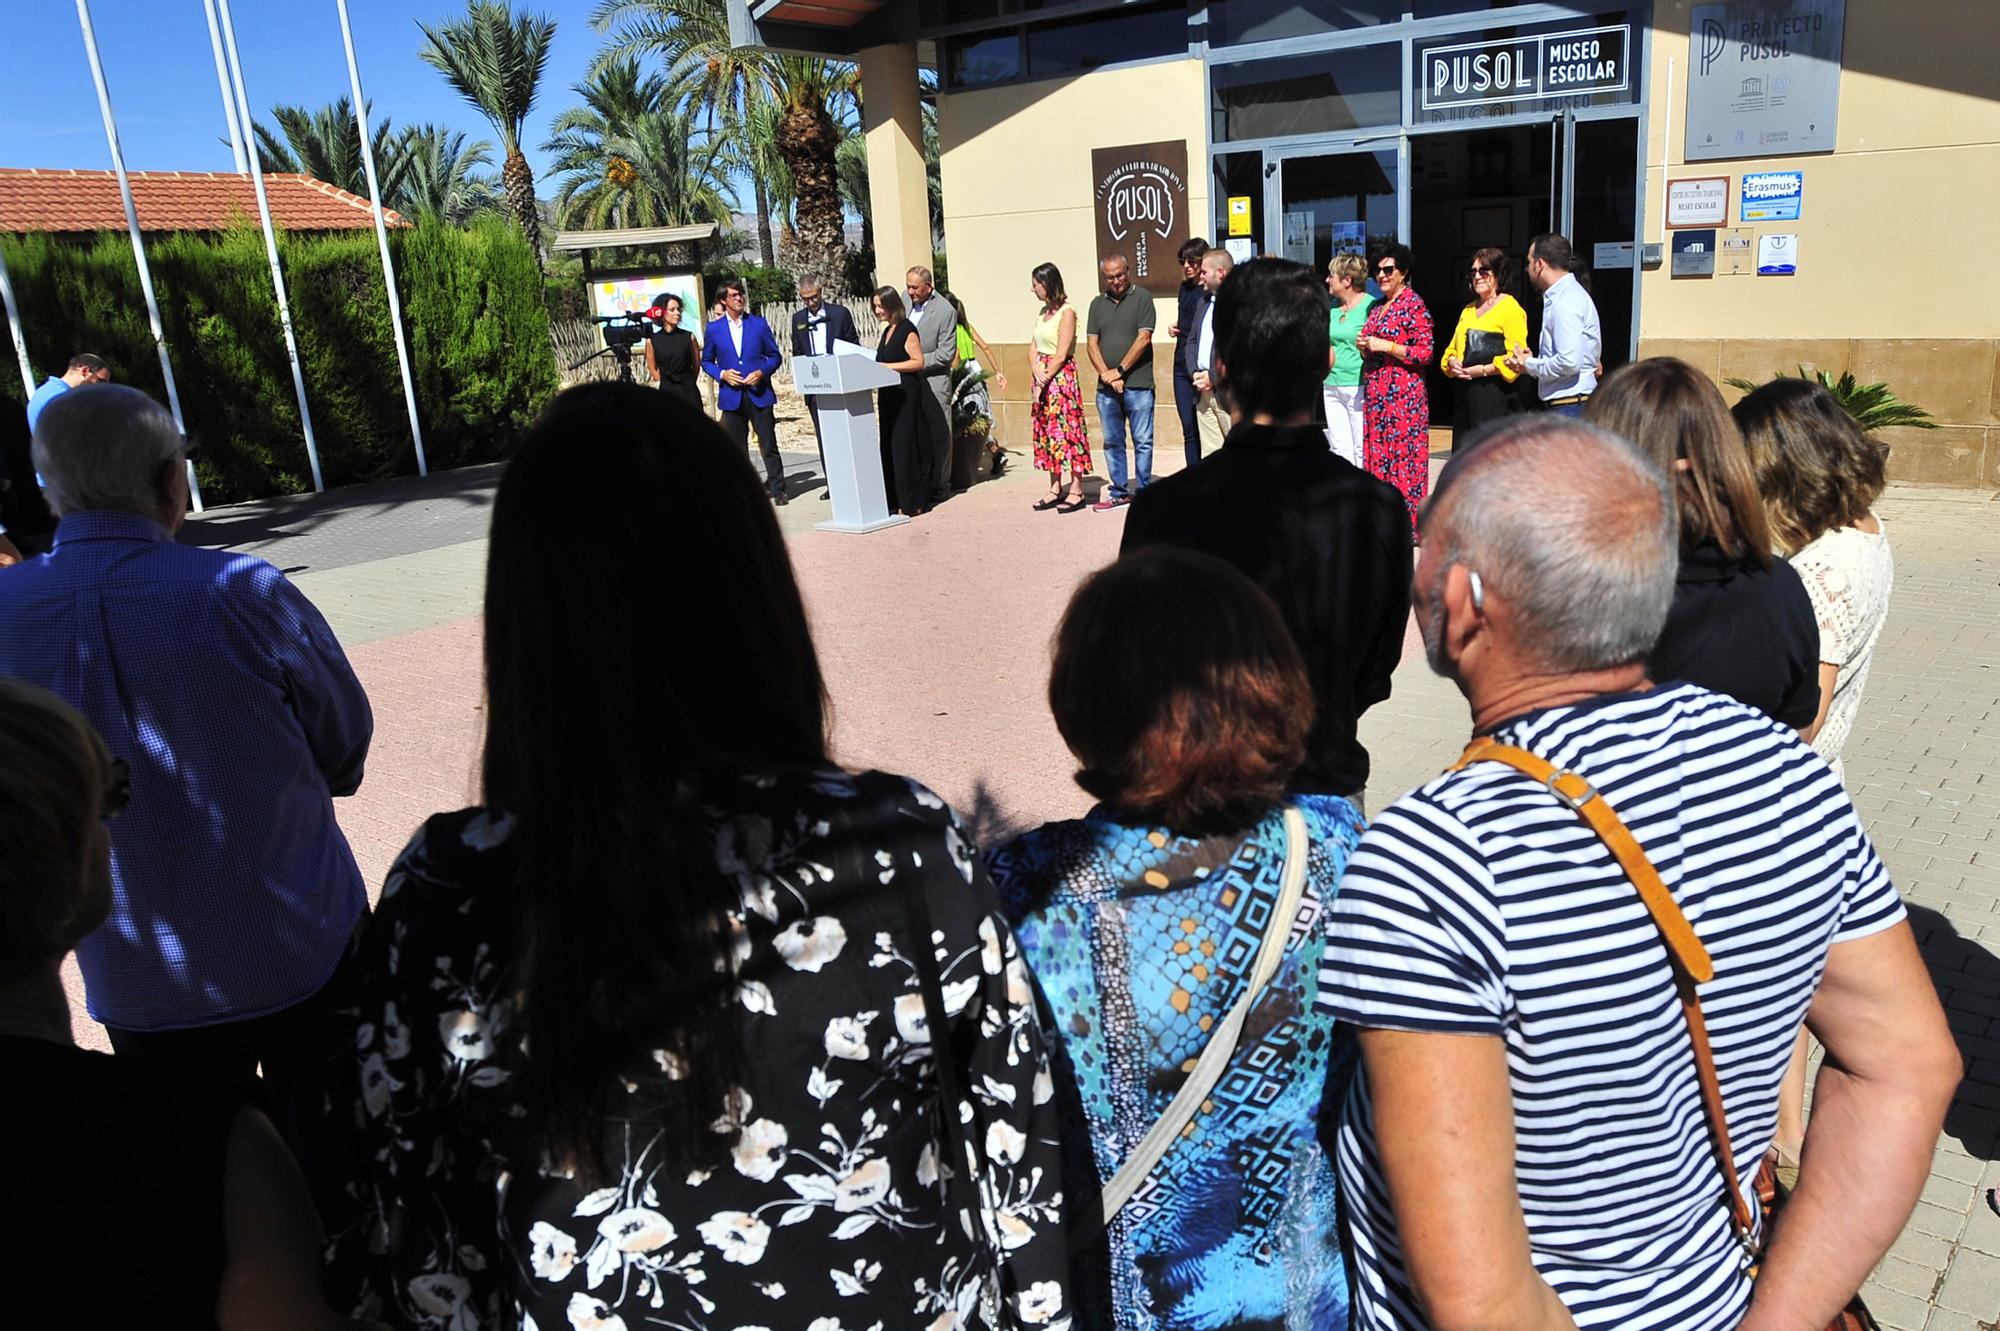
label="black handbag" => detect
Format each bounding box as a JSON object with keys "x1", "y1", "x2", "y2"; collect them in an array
[{"x1": 1463, "y1": 328, "x2": 1507, "y2": 367}]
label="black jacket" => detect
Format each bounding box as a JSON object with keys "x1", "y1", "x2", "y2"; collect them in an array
[
  {"x1": 1121, "y1": 421, "x2": 1414, "y2": 795},
  {"x1": 1174, "y1": 278, "x2": 1204, "y2": 381},
  {"x1": 1649, "y1": 539, "x2": 1820, "y2": 729},
  {"x1": 790, "y1": 302, "x2": 859, "y2": 357}
]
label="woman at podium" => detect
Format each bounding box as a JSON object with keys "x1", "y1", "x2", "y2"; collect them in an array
[{"x1": 872, "y1": 287, "x2": 938, "y2": 517}]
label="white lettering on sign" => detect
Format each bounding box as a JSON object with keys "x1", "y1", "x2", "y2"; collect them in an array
[{"x1": 1419, "y1": 24, "x2": 1631, "y2": 112}]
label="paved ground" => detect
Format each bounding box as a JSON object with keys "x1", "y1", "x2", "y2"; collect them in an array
[{"x1": 60, "y1": 436, "x2": 2000, "y2": 1328}]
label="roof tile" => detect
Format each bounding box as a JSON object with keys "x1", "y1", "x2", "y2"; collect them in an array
[{"x1": 0, "y1": 169, "x2": 410, "y2": 234}]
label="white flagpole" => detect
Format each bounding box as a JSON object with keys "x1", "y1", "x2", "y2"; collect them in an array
[
  {"x1": 75, "y1": 0, "x2": 203, "y2": 511},
  {"x1": 203, "y1": 0, "x2": 249, "y2": 175},
  {"x1": 336, "y1": 0, "x2": 427, "y2": 476},
  {"x1": 0, "y1": 242, "x2": 34, "y2": 401},
  {"x1": 213, "y1": 0, "x2": 324, "y2": 493}
]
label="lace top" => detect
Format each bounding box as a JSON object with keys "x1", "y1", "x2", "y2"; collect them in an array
[{"x1": 1792, "y1": 521, "x2": 1894, "y2": 777}]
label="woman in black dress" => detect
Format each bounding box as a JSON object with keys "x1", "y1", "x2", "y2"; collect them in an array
[
  {"x1": 644, "y1": 293, "x2": 702, "y2": 409},
  {"x1": 872, "y1": 286, "x2": 936, "y2": 517}
]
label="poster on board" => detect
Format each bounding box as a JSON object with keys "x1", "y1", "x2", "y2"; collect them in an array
[{"x1": 591, "y1": 273, "x2": 703, "y2": 324}]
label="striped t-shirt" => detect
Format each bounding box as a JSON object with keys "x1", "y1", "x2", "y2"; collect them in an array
[{"x1": 1320, "y1": 683, "x2": 1904, "y2": 1330}]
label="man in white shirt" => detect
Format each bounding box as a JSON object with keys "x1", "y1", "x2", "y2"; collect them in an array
[
  {"x1": 1505, "y1": 233, "x2": 1602, "y2": 416},
  {"x1": 1184, "y1": 248, "x2": 1233, "y2": 457}
]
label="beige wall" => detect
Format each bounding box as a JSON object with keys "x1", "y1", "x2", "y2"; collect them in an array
[
  {"x1": 1639, "y1": 2, "x2": 2000, "y2": 485},
  {"x1": 1641, "y1": 2, "x2": 2000, "y2": 340},
  {"x1": 938, "y1": 58, "x2": 1207, "y2": 377}
]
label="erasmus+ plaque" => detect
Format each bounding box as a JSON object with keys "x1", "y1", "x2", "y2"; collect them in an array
[
  {"x1": 1092, "y1": 141, "x2": 1191, "y2": 297},
  {"x1": 1686, "y1": 0, "x2": 1845, "y2": 161}
]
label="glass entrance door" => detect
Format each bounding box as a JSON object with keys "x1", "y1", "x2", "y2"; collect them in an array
[
  {"x1": 1270, "y1": 147, "x2": 1399, "y2": 274},
  {"x1": 1563, "y1": 115, "x2": 1640, "y2": 368}
]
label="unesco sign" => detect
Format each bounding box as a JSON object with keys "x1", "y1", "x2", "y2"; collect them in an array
[{"x1": 1420, "y1": 24, "x2": 1632, "y2": 112}]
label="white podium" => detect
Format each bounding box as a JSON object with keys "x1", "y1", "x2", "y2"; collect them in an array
[{"x1": 795, "y1": 340, "x2": 905, "y2": 534}]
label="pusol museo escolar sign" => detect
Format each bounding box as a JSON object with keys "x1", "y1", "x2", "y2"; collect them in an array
[{"x1": 1092, "y1": 141, "x2": 1190, "y2": 297}]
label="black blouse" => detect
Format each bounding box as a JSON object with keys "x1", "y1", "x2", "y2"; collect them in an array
[
  {"x1": 1650, "y1": 538, "x2": 1820, "y2": 728},
  {"x1": 649, "y1": 327, "x2": 699, "y2": 401}
]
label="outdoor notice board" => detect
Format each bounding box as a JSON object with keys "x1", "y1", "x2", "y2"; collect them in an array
[
  {"x1": 1092, "y1": 141, "x2": 1191, "y2": 296},
  {"x1": 1686, "y1": 0, "x2": 1845, "y2": 161}
]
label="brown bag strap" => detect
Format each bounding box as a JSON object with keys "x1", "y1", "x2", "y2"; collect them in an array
[{"x1": 1449, "y1": 737, "x2": 1759, "y2": 1256}]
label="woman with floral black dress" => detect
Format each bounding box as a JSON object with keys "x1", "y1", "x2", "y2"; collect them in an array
[{"x1": 329, "y1": 383, "x2": 1071, "y2": 1331}]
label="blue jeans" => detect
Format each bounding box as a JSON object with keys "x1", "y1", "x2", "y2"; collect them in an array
[
  {"x1": 1096, "y1": 386, "x2": 1154, "y2": 499},
  {"x1": 1549, "y1": 401, "x2": 1586, "y2": 419}
]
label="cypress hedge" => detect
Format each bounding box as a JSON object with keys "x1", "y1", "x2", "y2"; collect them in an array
[{"x1": 0, "y1": 214, "x2": 557, "y2": 518}]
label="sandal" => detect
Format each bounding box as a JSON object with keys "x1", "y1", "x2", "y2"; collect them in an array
[
  {"x1": 1033, "y1": 490, "x2": 1063, "y2": 511},
  {"x1": 1056, "y1": 490, "x2": 1088, "y2": 513}
]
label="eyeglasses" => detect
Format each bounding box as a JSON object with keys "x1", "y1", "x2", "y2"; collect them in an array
[
  {"x1": 1375, "y1": 265, "x2": 1399, "y2": 276},
  {"x1": 101, "y1": 756, "x2": 131, "y2": 822}
]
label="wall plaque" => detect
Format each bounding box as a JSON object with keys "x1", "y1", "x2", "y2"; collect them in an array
[{"x1": 1092, "y1": 141, "x2": 1191, "y2": 296}]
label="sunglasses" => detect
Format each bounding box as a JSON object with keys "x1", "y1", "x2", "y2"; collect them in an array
[
  {"x1": 1375, "y1": 265, "x2": 1399, "y2": 276},
  {"x1": 101, "y1": 756, "x2": 131, "y2": 822},
  {"x1": 1470, "y1": 267, "x2": 1493, "y2": 276}
]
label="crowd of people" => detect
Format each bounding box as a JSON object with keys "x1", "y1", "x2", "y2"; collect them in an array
[{"x1": 0, "y1": 241, "x2": 1965, "y2": 1331}]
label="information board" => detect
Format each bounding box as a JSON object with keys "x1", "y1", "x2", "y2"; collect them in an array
[{"x1": 1686, "y1": 0, "x2": 1845, "y2": 161}]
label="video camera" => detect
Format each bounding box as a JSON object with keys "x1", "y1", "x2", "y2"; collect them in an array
[{"x1": 573, "y1": 309, "x2": 660, "y2": 382}]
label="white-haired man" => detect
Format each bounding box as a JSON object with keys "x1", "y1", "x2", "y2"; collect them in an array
[
  {"x1": 1320, "y1": 415, "x2": 1958, "y2": 1331},
  {"x1": 0, "y1": 384, "x2": 373, "y2": 1160}
]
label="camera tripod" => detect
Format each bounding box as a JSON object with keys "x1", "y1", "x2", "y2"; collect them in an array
[{"x1": 568, "y1": 343, "x2": 639, "y2": 383}]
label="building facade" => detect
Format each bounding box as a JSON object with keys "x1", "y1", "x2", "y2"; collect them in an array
[{"x1": 739, "y1": 0, "x2": 2000, "y2": 486}]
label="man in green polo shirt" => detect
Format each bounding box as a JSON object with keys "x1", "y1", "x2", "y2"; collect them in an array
[{"x1": 1085, "y1": 252, "x2": 1156, "y2": 510}]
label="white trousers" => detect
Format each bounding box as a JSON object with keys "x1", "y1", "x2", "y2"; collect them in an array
[{"x1": 1324, "y1": 383, "x2": 1365, "y2": 467}]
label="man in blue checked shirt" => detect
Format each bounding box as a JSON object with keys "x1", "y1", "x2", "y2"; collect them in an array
[{"x1": 0, "y1": 384, "x2": 372, "y2": 1158}]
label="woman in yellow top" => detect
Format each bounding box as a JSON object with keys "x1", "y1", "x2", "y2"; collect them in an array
[{"x1": 1440, "y1": 246, "x2": 1530, "y2": 433}]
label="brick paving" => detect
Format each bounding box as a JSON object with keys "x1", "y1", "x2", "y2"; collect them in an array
[{"x1": 59, "y1": 441, "x2": 2000, "y2": 1327}]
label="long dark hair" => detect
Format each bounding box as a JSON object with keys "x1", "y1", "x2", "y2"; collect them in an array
[{"x1": 484, "y1": 381, "x2": 829, "y2": 1179}]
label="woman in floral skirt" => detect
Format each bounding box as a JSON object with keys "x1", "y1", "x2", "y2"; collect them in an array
[
  {"x1": 1028, "y1": 262, "x2": 1092, "y2": 513},
  {"x1": 1359, "y1": 244, "x2": 1434, "y2": 540}
]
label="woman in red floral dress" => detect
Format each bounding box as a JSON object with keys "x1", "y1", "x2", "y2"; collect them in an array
[
  {"x1": 1027, "y1": 262, "x2": 1093, "y2": 512},
  {"x1": 1360, "y1": 244, "x2": 1434, "y2": 540}
]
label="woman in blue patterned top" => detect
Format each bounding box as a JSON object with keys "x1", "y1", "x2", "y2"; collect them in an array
[{"x1": 989, "y1": 547, "x2": 1363, "y2": 1331}]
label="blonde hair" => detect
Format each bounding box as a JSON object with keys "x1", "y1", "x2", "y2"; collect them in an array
[
  {"x1": 0, "y1": 679, "x2": 111, "y2": 971},
  {"x1": 1328, "y1": 253, "x2": 1368, "y2": 289}
]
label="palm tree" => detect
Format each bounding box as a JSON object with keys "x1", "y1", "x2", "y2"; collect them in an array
[
  {"x1": 253, "y1": 99, "x2": 409, "y2": 202},
  {"x1": 548, "y1": 103, "x2": 735, "y2": 230},
  {"x1": 592, "y1": 0, "x2": 855, "y2": 290},
  {"x1": 394, "y1": 125, "x2": 502, "y2": 224},
  {"x1": 417, "y1": 0, "x2": 557, "y2": 263},
  {"x1": 740, "y1": 94, "x2": 796, "y2": 264}
]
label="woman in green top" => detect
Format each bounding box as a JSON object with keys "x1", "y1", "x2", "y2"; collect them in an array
[{"x1": 1323, "y1": 252, "x2": 1373, "y2": 467}]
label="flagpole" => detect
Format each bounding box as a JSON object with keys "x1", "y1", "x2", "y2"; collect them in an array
[
  {"x1": 336, "y1": 0, "x2": 427, "y2": 477},
  {"x1": 75, "y1": 0, "x2": 203, "y2": 511},
  {"x1": 202, "y1": 0, "x2": 249, "y2": 175},
  {"x1": 0, "y1": 242, "x2": 34, "y2": 401},
  {"x1": 213, "y1": 0, "x2": 324, "y2": 493}
]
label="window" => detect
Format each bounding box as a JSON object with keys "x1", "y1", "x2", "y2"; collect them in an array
[
  {"x1": 1025, "y1": 5, "x2": 1187, "y2": 77},
  {"x1": 946, "y1": 31, "x2": 1024, "y2": 88},
  {"x1": 1210, "y1": 43, "x2": 1400, "y2": 142},
  {"x1": 1212, "y1": 151, "x2": 1265, "y2": 249},
  {"x1": 1209, "y1": 1, "x2": 1403, "y2": 47},
  {"x1": 942, "y1": 3, "x2": 1186, "y2": 89}
]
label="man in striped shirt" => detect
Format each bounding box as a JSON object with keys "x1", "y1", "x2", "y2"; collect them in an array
[{"x1": 1320, "y1": 416, "x2": 1958, "y2": 1331}]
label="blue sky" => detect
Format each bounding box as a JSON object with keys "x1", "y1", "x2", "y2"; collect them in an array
[{"x1": 2, "y1": 0, "x2": 659, "y2": 198}]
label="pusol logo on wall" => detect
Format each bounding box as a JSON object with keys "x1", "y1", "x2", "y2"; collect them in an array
[{"x1": 1092, "y1": 141, "x2": 1190, "y2": 296}]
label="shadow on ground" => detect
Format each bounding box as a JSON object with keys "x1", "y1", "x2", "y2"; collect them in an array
[
  {"x1": 1909, "y1": 903, "x2": 2000, "y2": 1160},
  {"x1": 181, "y1": 461, "x2": 503, "y2": 553}
]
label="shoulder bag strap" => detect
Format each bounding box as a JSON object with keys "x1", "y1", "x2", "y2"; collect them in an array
[
  {"x1": 1075, "y1": 805, "x2": 1313, "y2": 1253},
  {"x1": 1448, "y1": 737, "x2": 1760, "y2": 1259}
]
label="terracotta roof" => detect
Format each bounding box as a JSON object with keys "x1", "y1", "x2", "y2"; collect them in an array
[{"x1": 0, "y1": 169, "x2": 410, "y2": 234}]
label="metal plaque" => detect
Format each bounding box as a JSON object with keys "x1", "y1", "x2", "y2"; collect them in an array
[
  {"x1": 1672, "y1": 229, "x2": 1719, "y2": 277},
  {"x1": 1686, "y1": 0, "x2": 1845, "y2": 161}
]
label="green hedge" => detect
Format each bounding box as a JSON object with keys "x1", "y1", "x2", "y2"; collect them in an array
[{"x1": 0, "y1": 214, "x2": 558, "y2": 512}]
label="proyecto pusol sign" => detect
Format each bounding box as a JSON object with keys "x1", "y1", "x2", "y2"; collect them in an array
[{"x1": 1419, "y1": 23, "x2": 1633, "y2": 114}]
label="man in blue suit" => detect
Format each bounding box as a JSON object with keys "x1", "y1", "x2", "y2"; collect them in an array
[{"x1": 702, "y1": 278, "x2": 789, "y2": 504}]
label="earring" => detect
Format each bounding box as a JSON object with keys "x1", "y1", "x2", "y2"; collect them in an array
[{"x1": 1469, "y1": 570, "x2": 1485, "y2": 612}]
